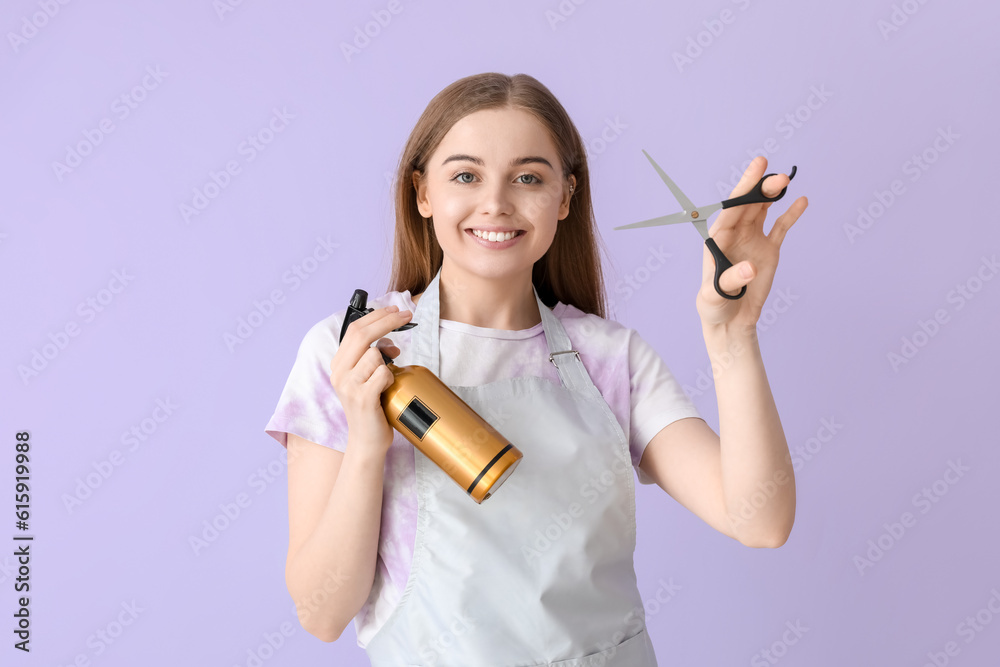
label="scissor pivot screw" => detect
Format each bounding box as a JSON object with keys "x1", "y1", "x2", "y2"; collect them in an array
[{"x1": 691, "y1": 210, "x2": 699, "y2": 218}]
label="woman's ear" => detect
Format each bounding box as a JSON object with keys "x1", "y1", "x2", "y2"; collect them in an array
[
  {"x1": 412, "y1": 170, "x2": 432, "y2": 218},
  {"x1": 558, "y1": 174, "x2": 576, "y2": 220}
]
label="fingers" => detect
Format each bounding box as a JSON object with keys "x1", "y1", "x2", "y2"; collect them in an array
[
  {"x1": 761, "y1": 172, "x2": 790, "y2": 198},
  {"x1": 736, "y1": 168, "x2": 791, "y2": 231},
  {"x1": 731, "y1": 168, "x2": 797, "y2": 236},
  {"x1": 718, "y1": 157, "x2": 773, "y2": 234},
  {"x1": 715, "y1": 261, "x2": 754, "y2": 297},
  {"x1": 729, "y1": 156, "x2": 768, "y2": 199},
  {"x1": 358, "y1": 345, "x2": 392, "y2": 384},
  {"x1": 375, "y1": 337, "x2": 401, "y2": 359},
  {"x1": 334, "y1": 305, "x2": 412, "y2": 373},
  {"x1": 767, "y1": 195, "x2": 809, "y2": 247},
  {"x1": 351, "y1": 305, "x2": 411, "y2": 347}
]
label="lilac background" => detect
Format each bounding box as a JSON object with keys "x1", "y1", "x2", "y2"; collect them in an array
[{"x1": 2, "y1": 0, "x2": 998, "y2": 665}]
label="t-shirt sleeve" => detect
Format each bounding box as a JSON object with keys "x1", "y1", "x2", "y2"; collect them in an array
[
  {"x1": 628, "y1": 330, "x2": 704, "y2": 485},
  {"x1": 264, "y1": 313, "x2": 349, "y2": 452}
]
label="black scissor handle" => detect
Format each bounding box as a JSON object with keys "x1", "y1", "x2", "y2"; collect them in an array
[
  {"x1": 721, "y1": 165, "x2": 797, "y2": 210},
  {"x1": 705, "y1": 237, "x2": 746, "y2": 300}
]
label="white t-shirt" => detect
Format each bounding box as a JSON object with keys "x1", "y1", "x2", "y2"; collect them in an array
[{"x1": 264, "y1": 288, "x2": 703, "y2": 645}]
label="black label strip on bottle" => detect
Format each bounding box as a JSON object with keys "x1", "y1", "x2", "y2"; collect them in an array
[{"x1": 466, "y1": 444, "x2": 513, "y2": 495}]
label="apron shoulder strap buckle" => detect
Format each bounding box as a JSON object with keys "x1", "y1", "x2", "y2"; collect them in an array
[{"x1": 549, "y1": 350, "x2": 580, "y2": 369}]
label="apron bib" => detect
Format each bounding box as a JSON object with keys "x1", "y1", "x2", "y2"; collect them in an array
[{"x1": 365, "y1": 267, "x2": 658, "y2": 666}]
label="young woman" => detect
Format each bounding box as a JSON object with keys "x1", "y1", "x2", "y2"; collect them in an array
[{"x1": 266, "y1": 72, "x2": 807, "y2": 665}]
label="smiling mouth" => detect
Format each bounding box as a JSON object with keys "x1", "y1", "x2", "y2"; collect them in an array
[{"x1": 466, "y1": 229, "x2": 525, "y2": 243}]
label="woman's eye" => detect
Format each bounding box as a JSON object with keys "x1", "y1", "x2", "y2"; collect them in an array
[{"x1": 451, "y1": 172, "x2": 541, "y2": 185}]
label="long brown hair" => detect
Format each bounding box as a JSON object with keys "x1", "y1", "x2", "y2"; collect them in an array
[{"x1": 387, "y1": 72, "x2": 609, "y2": 319}]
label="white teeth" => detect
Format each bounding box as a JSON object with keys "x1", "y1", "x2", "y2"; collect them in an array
[{"x1": 472, "y1": 229, "x2": 519, "y2": 242}]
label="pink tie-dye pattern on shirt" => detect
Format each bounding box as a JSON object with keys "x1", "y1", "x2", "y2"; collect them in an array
[{"x1": 264, "y1": 289, "x2": 702, "y2": 644}]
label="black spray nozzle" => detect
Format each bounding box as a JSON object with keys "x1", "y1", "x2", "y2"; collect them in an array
[
  {"x1": 349, "y1": 289, "x2": 368, "y2": 312},
  {"x1": 339, "y1": 289, "x2": 370, "y2": 344}
]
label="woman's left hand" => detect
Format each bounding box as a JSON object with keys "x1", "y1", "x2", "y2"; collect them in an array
[{"x1": 695, "y1": 155, "x2": 809, "y2": 332}]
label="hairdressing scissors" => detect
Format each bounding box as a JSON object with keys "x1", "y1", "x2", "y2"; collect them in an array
[{"x1": 615, "y1": 150, "x2": 797, "y2": 300}]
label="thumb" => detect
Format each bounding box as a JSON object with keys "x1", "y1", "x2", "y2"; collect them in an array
[{"x1": 718, "y1": 261, "x2": 754, "y2": 294}]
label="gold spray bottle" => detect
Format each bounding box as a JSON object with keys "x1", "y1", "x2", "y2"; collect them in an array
[{"x1": 340, "y1": 289, "x2": 522, "y2": 503}]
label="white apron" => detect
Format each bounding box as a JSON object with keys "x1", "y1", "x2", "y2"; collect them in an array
[{"x1": 365, "y1": 267, "x2": 658, "y2": 666}]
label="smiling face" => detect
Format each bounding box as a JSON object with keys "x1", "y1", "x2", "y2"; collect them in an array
[{"x1": 413, "y1": 107, "x2": 575, "y2": 285}]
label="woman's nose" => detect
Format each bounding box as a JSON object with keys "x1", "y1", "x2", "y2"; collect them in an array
[{"x1": 478, "y1": 180, "x2": 515, "y2": 216}]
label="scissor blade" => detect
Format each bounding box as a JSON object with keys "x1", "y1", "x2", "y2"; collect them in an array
[
  {"x1": 614, "y1": 210, "x2": 691, "y2": 230},
  {"x1": 642, "y1": 149, "x2": 696, "y2": 213},
  {"x1": 690, "y1": 202, "x2": 721, "y2": 241},
  {"x1": 692, "y1": 219, "x2": 709, "y2": 241}
]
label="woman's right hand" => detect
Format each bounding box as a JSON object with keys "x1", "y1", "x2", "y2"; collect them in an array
[{"x1": 330, "y1": 304, "x2": 413, "y2": 455}]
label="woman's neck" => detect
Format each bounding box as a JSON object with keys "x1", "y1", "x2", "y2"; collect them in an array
[{"x1": 411, "y1": 267, "x2": 541, "y2": 330}]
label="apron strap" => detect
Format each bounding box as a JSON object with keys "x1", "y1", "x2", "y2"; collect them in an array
[{"x1": 533, "y1": 285, "x2": 599, "y2": 399}]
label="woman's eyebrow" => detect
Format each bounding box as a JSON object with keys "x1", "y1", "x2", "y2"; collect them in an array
[{"x1": 441, "y1": 154, "x2": 554, "y2": 170}]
